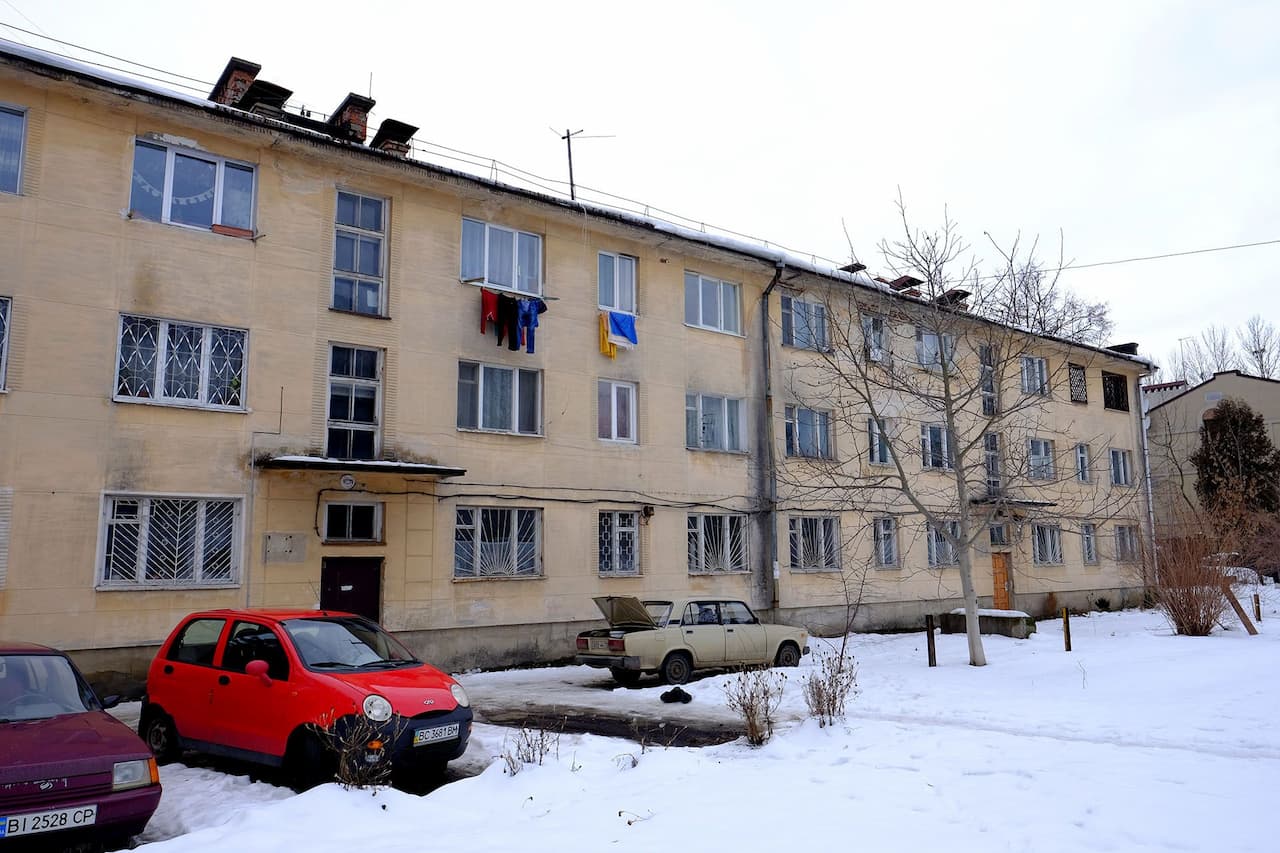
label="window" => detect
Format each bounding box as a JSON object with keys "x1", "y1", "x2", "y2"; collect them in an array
[
  {"x1": 1081, "y1": 522, "x2": 1098, "y2": 565},
  {"x1": 1102, "y1": 371, "x2": 1130, "y2": 412},
  {"x1": 984, "y1": 433, "x2": 1002, "y2": 495},
  {"x1": 1029, "y1": 438, "x2": 1055, "y2": 479},
  {"x1": 1075, "y1": 443, "x2": 1091, "y2": 483},
  {"x1": 867, "y1": 417, "x2": 892, "y2": 465},
  {"x1": 223, "y1": 621, "x2": 289, "y2": 681},
  {"x1": 598, "y1": 511, "x2": 639, "y2": 576},
  {"x1": 597, "y1": 380, "x2": 636, "y2": 442},
  {"x1": 685, "y1": 393, "x2": 744, "y2": 452},
  {"x1": 785, "y1": 406, "x2": 832, "y2": 459},
  {"x1": 687, "y1": 513, "x2": 747, "y2": 574},
  {"x1": 1032, "y1": 523, "x2": 1064, "y2": 564},
  {"x1": 684, "y1": 271, "x2": 741, "y2": 334},
  {"x1": 921, "y1": 424, "x2": 952, "y2": 469},
  {"x1": 927, "y1": 521, "x2": 960, "y2": 567},
  {"x1": 916, "y1": 329, "x2": 955, "y2": 369},
  {"x1": 720, "y1": 601, "x2": 757, "y2": 625},
  {"x1": 166, "y1": 618, "x2": 224, "y2": 666},
  {"x1": 100, "y1": 495, "x2": 239, "y2": 588},
  {"x1": 0, "y1": 105, "x2": 25, "y2": 194},
  {"x1": 333, "y1": 191, "x2": 386, "y2": 316},
  {"x1": 781, "y1": 295, "x2": 827, "y2": 350},
  {"x1": 115, "y1": 315, "x2": 247, "y2": 410},
  {"x1": 1115, "y1": 524, "x2": 1140, "y2": 562},
  {"x1": 461, "y1": 217, "x2": 542, "y2": 294},
  {"x1": 453, "y1": 507, "x2": 541, "y2": 577},
  {"x1": 323, "y1": 502, "x2": 382, "y2": 542},
  {"x1": 0, "y1": 296, "x2": 9, "y2": 389},
  {"x1": 862, "y1": 315, "x2": 888, "y2": 362},
  {"x1": 598, "y1": 252, "x2": 637, "y2": 314},
  {"x1": 873, "y1": 517, "x2": 898, "y2": 567},
  {"x1": 129, "y1": 139, "x2": 255, "y2": 231},
  {"x1": 1069, "y1": 363, "x2": 1088, "y2": 403},
  {"x1": 989, "y1": 523, "x2": 1008, "y2": 547},
  {"x1": 1110, "y1": 448, "x2": 1133, "y2": 486},
  {"x1": 1021, "y1": 356, "x2": 1049, "y2": 396},
  {"x1": 327, "y1": 345, "x2": 381, "y2": 459},
  {"x1": 979, "y1": 345, "x2": 999, "y2": 415},
  {"x1": 457, "y1": 361, "x2": 542, "y2": 435},
  {"x1": 789, "y1": 516, "x2": 839, "y2": 571}
]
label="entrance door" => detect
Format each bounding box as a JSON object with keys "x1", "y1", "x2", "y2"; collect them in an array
[
  {"x1": 320, "y1": 557, "x2": 383, "y2": 622},
  {"x1": 991, "y1": 552, "x2": 1012, "y2": 611}
]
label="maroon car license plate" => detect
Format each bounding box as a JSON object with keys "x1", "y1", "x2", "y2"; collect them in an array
[{"x1": 1, "y1": 805, "x2": 97, "y2": 837}]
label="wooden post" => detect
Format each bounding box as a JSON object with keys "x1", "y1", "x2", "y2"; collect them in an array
[
  {"x1": 1224, "y1": 588, "x2": 1259, "y2": 635},
  {"x1": 1255, "y1": 593, "x2": 1263, "y2": 623},
  {"x1": 1062, "y1": 607, "x2": 1072, "y2": 652},
  {"x1": 925, "y1": 615, "x2": 937, "y2": 667}
]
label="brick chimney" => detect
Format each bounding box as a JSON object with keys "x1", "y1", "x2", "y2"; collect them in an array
[
  {"x1": 327, "y1": 93, "x2": 376, "y2": 143},
  {"x1": 370, "y1": 119, "x2": 418, "y2": 156},
  {"x1": 209, "y1": 57, "x2": 262, "y2": 106}
]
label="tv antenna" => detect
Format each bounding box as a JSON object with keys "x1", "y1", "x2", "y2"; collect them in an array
[{"x1": 553, "y1": 127, "x2": 614, "y2": 201}]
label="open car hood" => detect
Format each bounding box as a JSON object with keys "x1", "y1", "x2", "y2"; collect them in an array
[{"x1": 592, "y1": 596, "x2": 658, "y2": 628}]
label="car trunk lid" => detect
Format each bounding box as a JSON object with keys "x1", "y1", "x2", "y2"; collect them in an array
[{"x1": 591, "y1": 596, "x2": 657, "y2": 629}]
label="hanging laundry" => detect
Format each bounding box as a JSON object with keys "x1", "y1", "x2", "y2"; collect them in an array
[
  {"x1": 480, "y1": 289, "x2": 498, "y2": 335},
  {"x1": 607, "y1": 311, "x2": 638, "y2": 349},
  {"x1": 517, "y1": 297, "x2": 548, "y2": 354},
  {"x1": 598, "y1": 311, "x2": 617, "y2": 359},
  {"x1": 496, "y1": 294, "x2": 520, "y2": 351}
]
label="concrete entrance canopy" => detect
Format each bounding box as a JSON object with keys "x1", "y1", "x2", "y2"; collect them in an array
[{"x1": 256, "y1": 455, "x2": 466, "y2": 478}]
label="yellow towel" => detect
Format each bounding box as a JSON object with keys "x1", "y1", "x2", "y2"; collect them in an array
[{"x1": 598, "y1": 312, "x2": 617, "y2": 359}]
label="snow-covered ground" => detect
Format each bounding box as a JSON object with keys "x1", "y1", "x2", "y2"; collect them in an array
[{"x1": 127, "y1": 589, "x2": 1280, "y2": 852}]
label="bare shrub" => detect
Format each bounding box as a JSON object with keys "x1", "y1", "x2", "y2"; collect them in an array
[
  {"x1": 723, "y1": 668, "x2": 787, "y2": 746},
  {"x1": 501, "y1": 725, "x2": 560, "y2": 775},
  {"x1": 802, "y1": 650, "x2": 858, "y2": 727},
  {"x1": 1150, "y1": 534, "x2": 1227, "y2": 636},
  {"x1": 316, "y1": 712, "x2": 405, "y2": 790}
]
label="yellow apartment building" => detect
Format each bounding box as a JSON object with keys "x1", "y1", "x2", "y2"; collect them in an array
[{"x1": 0, "y1": 41, "x2": 1153, "y2": 683}]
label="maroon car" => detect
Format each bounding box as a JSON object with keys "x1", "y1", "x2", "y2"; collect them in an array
[{"x1": 0, "y1": 643, "x2": 161, "y2": 848}]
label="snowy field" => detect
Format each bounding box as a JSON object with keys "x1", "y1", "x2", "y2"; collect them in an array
[{"x1": 127, "y1": 588, "x2": 1279, "y2": 852}]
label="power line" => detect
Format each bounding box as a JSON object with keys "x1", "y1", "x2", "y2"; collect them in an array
[{"x1": 1058, "y1": 238, "x2": 1280, "y2": 273}]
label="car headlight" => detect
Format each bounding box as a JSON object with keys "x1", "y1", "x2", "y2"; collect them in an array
[
  {"x1": 450, "y1": 682, "x2": 470, "y2": 708},
  {"x1": 112, "y1": 758, "x2": 155, "y2": 792},
  {"x1": 362, "y1": 694, "x2": 393, "y2": 722}
]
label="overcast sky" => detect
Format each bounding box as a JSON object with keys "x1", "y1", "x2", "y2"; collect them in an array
[{"x1": 8, "y1": 0, "x2": 1278, "y2": 371}]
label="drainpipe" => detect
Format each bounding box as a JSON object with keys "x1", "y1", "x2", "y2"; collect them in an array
[
  {"x1": 761, "y1": 261, "x2": 785, "y2": 612},
  {"x1": 1138, "y1": 372, "x2": 1160, "y2": 585}
]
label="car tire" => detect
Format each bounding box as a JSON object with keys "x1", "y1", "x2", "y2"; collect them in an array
[
  {"x1": 774, "y1": 643, "x2": 801, "y2": 668},
  {"x1": 610, "y1": 667, "x2": 642, "y2": 687},
  {"x1": 660, "y1": 653, "x2": 692, "y2": 685},
  {"x1": 141, "y1": 708, "x2": 180, "y2": 765},
  {"x1": 285, "y1": 728, "x2": 335, "y2": 792}
]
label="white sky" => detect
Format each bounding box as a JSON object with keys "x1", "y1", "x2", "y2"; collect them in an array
[{"x1": 10, "y1": 0, "x2": 1279, "y2": 370}]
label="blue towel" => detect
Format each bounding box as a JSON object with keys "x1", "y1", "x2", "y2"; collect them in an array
[{"x1": 607, "y1": 311, "x2": 638, "y2": 347}]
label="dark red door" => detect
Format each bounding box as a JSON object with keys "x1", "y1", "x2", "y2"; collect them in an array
[{"x1": 320, "y1": 557, "x2": 383, "y2": 622}]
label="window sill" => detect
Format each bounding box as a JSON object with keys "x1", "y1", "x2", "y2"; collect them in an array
[
  {"x1": 789, "y1": 566, "x2": 841, "y2": 574},
  {"x1": 688, "y1": 570, "x2": 751, "y2": 576},
  {"x1": 1071, "y1": 399, "x2": 1089, "y2": 405},
  {"x1": 452, "y1": 574, "x2": 544, "y2": 582},
  {"x1": 686, "y1": 447, "x2": 748, "y2": 456},
  {"x1": 684, "y1": 323, "x2": 744, "y2": 338},
  {"x1": 1103, "y1": 407, "x2": 1132, "y2": 414},
  {"x1": 457, "y1": 427, "x2": 545, "y2": 439},
  {"x1": 130, "y1": 215, "x2": 257, "y2": 240},
  {"x1": 598, "y1": 437, "x2": 639, "y2": 446},
  {"x1": 96, "y1": 581, "x2": 240, "y2": 592},
  {"x1": 211, "y1": 224, "x2": 255, "y2": 239},
  {"x1": 329, "y1": 306, "x2": 391, "y2": 321},
  {"x1": 322, "y1": 539, "x2": 386, "y2": 547},
  {"x1": 1033, "y1": 562, "x2": 1066, "y2": 568},
  {"x1": 599, "y1": 572, "x2": 643, "y2": 579},
  {"x1": 873, "y1": 565, "x2": 901, "y2": 571},
  {"x1": 599, "y1": 307, "x2": 638, "y2": 318},
  {"x1": 114, "y1": 395, "x2": 247, "y2": 414},
  {"x1": 785, "y1": 453, "x2": 837, "y2": 463}
]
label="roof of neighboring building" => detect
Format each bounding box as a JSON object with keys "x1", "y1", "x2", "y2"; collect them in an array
[{"x1": 1147, "y1": 370, "x2": 1280, "y2": 412}]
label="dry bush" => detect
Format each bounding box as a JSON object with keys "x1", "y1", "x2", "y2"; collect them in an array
[
  {"x1": 1150, "y1": 534, "x2": 1228, "y2": 636},
  {"x1": 501, "y1": 725, "x2": 560, "y2": 776},
  {"x1": 802, "y1": 650, "x2": 858, "y2": 728},
  {"x1": 316, "y1": 713, "x2": 405, "y2": 790},
  {"x1": 723, "y1": 667, "x2": 787, "y2": 746}
]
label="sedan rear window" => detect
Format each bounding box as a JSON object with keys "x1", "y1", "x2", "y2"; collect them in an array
[
  {"x1": 0, "y1": 655, "x2": 98, "y2": 722},
  {"x1": 284, "y1": 617, "x2": 419, "y2": 670}
]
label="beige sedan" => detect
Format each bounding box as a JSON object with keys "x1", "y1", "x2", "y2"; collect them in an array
[{"x1": 574, "y1": 596, "x2": 810, "y2": 685}]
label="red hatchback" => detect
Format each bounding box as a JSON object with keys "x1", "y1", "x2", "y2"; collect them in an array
[
  {"x1": 0, "y1": 643, "x2": 161, "y2": 849},
  {"x1": 141, "y1": 609, "x2": 472, "y2": 788}
]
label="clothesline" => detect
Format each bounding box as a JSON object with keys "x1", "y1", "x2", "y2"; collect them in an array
[{"x1": 459, "y1": 278, "x2": 561, "y2": 300}]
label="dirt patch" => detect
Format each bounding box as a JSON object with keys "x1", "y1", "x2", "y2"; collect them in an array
[{"x1": 477, "y1": 708, "x2": 741, "y2": 747}]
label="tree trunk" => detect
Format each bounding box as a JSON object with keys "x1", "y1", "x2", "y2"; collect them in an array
[{"x1": 956, "y1": 546, "x2": 988, "y2": 666}]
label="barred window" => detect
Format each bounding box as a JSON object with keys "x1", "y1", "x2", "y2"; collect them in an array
[
  {"x1": 1032, "y1": 523, "x2": 1063, "y2": 564},
  {"x1": 100, "y1": 495, "x2": 240, "y2": 587},
  {"x1": 789, "y1": 516, "x2": 839, "y2": 571},
  {"x1": 0, "y1": 295, "x2": 10, "y2": 389},
  {"x1": 453, "y1": 507, "x2": 541, "y2": 578},
  {"x1": 1068, "y1": 363, "x2": 1088, "y2": 403},
  {"x1": 687, "y1": 513, "x2": 747, "y2": 574},
  {"x1": 598, "y1": 511, "x2": 639, "y2": 576},
  {"x1": 927, "y1": 520, "x2": 960, "y2": 567},
  {"x1": 116, "y1": 315, "x2": 247, "y2": 410},
  {"x1": 1081, "y1": 522, "x2": 1098, "y2": 564},
  {"x1": 1102, "y1": 372, "x2": 1130, "y2": 412}
]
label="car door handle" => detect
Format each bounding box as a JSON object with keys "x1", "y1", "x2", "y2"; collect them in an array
[
  {"x1": 163, "y1": 664, "x2": 174, "y2": 675},
  {"x1": 218, "y1": 674, "x2": 230, "y2": 686},
  {"x1": 726, "y1": 628, "x2": 734, "y2": 633}
]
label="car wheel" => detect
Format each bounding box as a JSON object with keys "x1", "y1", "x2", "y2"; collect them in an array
[
  {"x1": 775, "y1": 643, "x2": 801, "y2": 668},
  {"x1": 610, "y1": 667, "x2": 642, "y2": 687},
  {"x1": 660, "y1": 653, "x2": 692, "y2": 685},
  {"x1": 141, "y1": 710, "x2": 180, "y2": 764},
  {"x1": 285, "y1": 729, "x2": 335, "y2": 792}
]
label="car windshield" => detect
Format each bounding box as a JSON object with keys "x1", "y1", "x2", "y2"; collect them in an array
[
  {"x1": 283, "y1": 617, "x2": 420, "y2": 670},
  {"x1": 0, "y1": 654, "x2": 99, "y2": 723},
  {"x1": 643, "y1": 601, "x2": 673, "y2": 625}
]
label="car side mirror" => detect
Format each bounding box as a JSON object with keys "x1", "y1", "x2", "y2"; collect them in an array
[
  {"x1": 245, "y1": 659, "x2": 273, "y2": 686},
  {"x1": 100, "y1": 694, "x2": 121, "y2": 710}
]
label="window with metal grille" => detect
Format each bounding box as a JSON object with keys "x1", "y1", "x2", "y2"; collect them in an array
[
  {"x1": 598, "y1": 511, "x2": 639, "y2": 576},
  {"x1": 598, "y1": 379, "x2": 636, "y2": 442},
  {"x1": 1029, "y1": 438, "x2": 1055, "y2": 479},
  {"x1": 927, "y1": 520, "x2": 959, "y2": 567},
  {"x1": 684, "y1": 271, "x2": 741, "y2": 334},
  {"x1": 453, "y1": 507, "x2": 542, "y2": 577},
  {"x1": 100, "y1": 495, "x2": 239, "y2": 587},
  {"x1": 868, "y1": 417, "x2": 892, "y2": 465},
  {"x1": 1115, "y1": 524, "x2": 1140, "y2": 562},
  {"x1": 789, "y1": 516, "x2": 839, "y2": 571},
  {"x1": 0, "y1": 105, "x2": 25, "y2": 194},
  {"x1": 984, "y1": 433, "x2": 1002, "y2": 495},
  {"x1": 327, "y1": 345, "x2": 380, "y2": 459},
  {"x1": 785, "y1": 406, "x2": 833, "y2": 459},
  {"x1": 129, "y1": 139, "x2": 255, "y2": 231},
  {"x1": 333, "y1": 191, "x2": 387, "y2": 316},
  {"x1": 1032, "y1": 523, "x2": 1063, "y2": 564},
  {"x1": 323, "y1": 502, "x2": 382, "y2": 542},
  {"x1": 461, "y1": 217, "x2": 542, "y2": 294},
  {"x1": 1021, "y1": 357, "x2": 1049, "y2": 395},
  {"x1": 458, "y1": 361, "x2": 542, "y2": 435},
  {"x1": 980, "y1": 344, "x2": 999, "y2": 415},
  {"x1": 873, "y1": 517, "x2": 898, "y2": 567},
  {"x1": 116, "y1": 315, "x2": 247, "y2": 410},
  {"x1": 687, "y1": 513, "x2": 747, "y2": 574},
  {"x1": 1081, "y1": 522, "x2": 1098, "y2": 564},
  {"x1": 1102, "y1": 372, "x2": 1130, "y2": 411},
  {"x1": 686, "y1": 393, "x2": 745, "y2": 452},
  {"x1": 0, "y1": 295, "x2": 10, "y2": 389},
  {"x1": 781, "y1": 295, "x2": 828, "y2": 351},
  {"x1": 1068, "y1": 363, "x2": 1088, "y2": 403}
]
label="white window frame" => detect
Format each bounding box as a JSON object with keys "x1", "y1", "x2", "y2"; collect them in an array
[
  {"x1": 322, "y1": 501, "x2": 384, "y2": 543},
  {"x1": 332, "y1": 190, "x2": 388, "y2": 317},
  {"x1": 0, "y1": 295, "x2": 10, "y2": 390},
  {"x1": 873, "y1": 517, "x2": 898, "y2": 567},
  {"x1": 1021, "y1": 356, "x2": 1049, "y2": 396},
  {"x1": 597, "y1": 379, "x2": 637, "y2": 443},
  {"x1": 686, "y1": 393, "x2": 745, "y2": 452},
  {"x1": 1081, "y1": 522, "x2": 1098, "y2": 565},
  {"x1": 598, "y1": 510, "x2": 640, "y2": 576},
  {"x1": 98, "y1": 493, "x2": 241, "y2": 589},
  {"x1": 862, "y1": 315, "x2": 888, "y2": 363},
  {"x1": 781, "y1": 295, "x2": 828, "y2": 351},
  {"x1": 453, "y1": 506, "x2": 543, "y2": 578},
  {"x1": 1115, "y1": 524, "x2": 1140, "y2": 562},
  {"x1": 457, "y1": 361, "x2": 543, "y2": 436},
  {"x1": 1032, "y1": 523, "x2": 1064, "y2": 565},
  {"x1": 979, "y1": 344, "x2": 999, "y2": 415},
  {"x1": 687, "y1": 513, "x2": 748, "y2": 574},
  {"x1": 927, "y1": 520, "x2": 960, "y2": 567},
  {"x1": 915, "y1": 329, "x2": 955, "y2": 369},
  {"x1": 1029, "y1": 438, "x2": 1055, "y2": 480},
  {"x1": 684, "y1": 271, "x2": 741, "y2": 335},
  {"x1": 1110, "y1": 448, "x2": 1133, "y2": 486},
  {"x1": 789, "y1": 516, "x2": 840, "y2": 572},
  {"x1": 984, "y1": 433, "x2": 1002, "y2": 495},
  {"x1": 326, "y1": 344, "x2": 382, "y2": 459},
  {"x1": 460, "y1": 217, "x2": 542, "y2": 295},
  {"x1": 598, "y1": 251, "x2": 637, "y2": 314},
  {"x1": 0, "y1": 103, "x2": 26, "y2": 195},
  {"x1": 1075, "y1": 443, "x2": 1091, "y2": 483},
  {"x1": 921, "y1": 424, "x2": 953, "y2": 469},
  {"x1": 128, "y1": 139, "x2": 256, "y2": 231},
  {"x1": 868, "y1": 417, "x2": 892, "y2": 465},
  {"x1": 114, "y1": 314, "x2": 248, "y2": 411},
  {"x1": 989, "y1": 523, "x2": 1009, "y2": 547},
  {"x1": 785, "y1": 405, "x2": 833, "y2": 459}
]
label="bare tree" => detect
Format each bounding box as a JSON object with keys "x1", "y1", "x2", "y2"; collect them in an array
[{"x1": 1237, "y1": 315, "x2": 1279, "y2": 379}]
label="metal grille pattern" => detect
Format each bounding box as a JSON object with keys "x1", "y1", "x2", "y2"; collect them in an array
[
  {"x1": 0, "y1": 296, "x2": 9, "y2": 386},
  {"x1": 598, "y1": 511, "x2": 638, "y2": 575},
  {"x1": 163, "y1": 323, "x2": 202, "y2": 400},
  {"x1": 117, "y1": 316, "x2": 159, "y2": 398},
  {"x1": 454, "y1": 507, "x2": 541, "y2": 577},
  {"x1": 687, "y1": 513, "x2": 747, "y2": 573},
  {"x1": 1069, "y1": 363, "x2": 1088, "y2": 403},
  {"x1": 208, "y1": 328, "x2": 245, "y2": 406},
  {"x1": 789, "y1": 516, "x2": 838, "y2": 570},
  {"x1": 117, "y1": 316, "x2": 245, "y2": 408},
  {"x1": 102, "y1": 496, "x2": 238, "y2": 586}
]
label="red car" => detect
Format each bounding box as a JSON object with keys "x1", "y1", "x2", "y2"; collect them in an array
[
  {"x1": 140, "y1": 609, "x2": 472, "y2": 788},
  {"x1": 0, "y1": 642, "x2": 161, "y2": 848}
]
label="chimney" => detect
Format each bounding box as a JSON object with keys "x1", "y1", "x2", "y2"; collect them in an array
[
  {"x1": 935, "y1": 288, "x2": 971, "y2": 311},
  {"x1": 1106, "y1": 342, "x2": 1140, "y2": 356},
  {"x1": 209, "y1": 57, "x2": 262, "y2": 106},
  {"x1": 370, "y1": 119, "x2": 418, "y2": 157},
  {"x1": 327, "y1": 93, "x2": 376, "y2": 143},
  {"x1": 236, "y1": 80, "x2": 294, "y2": 119},
  {"x1": 888, "y1": 275, "x2": 923, "y2": 291}
]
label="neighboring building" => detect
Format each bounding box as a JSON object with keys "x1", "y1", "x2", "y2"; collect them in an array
[{"x1": 0, "y1": 41, "x2": 1153, "y2": 684}]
